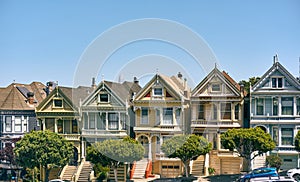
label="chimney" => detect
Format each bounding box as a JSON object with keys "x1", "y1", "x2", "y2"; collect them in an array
[
  {"x1": 183, "y1": 78, "x2": 189, "y2": 98},
  {"x1": 91, "y1": 77, "x2": 96, "y2": 90},
  {"x1": 177, "y1": 72, "x2": 183, "y2": 79},
  {"x1": 273, "y1": 54, "x2": 278, "y2": 64},
  {"x1": 134, "y1": 77, "x2": 139, "y2": 84},
  {"x1": 44, "y1": 81, "x2": 55, "y2": 96},
  {"x1": 240, "y1": 84, "x2": 245, "y2": 98},
  {"x1": 27, "y1": 92, "x2": 35, "y2": 104}
]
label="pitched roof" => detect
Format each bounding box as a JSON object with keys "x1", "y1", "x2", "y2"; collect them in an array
[{"x1": 0, "y1": 82, "x2": 46, "y2": 110}]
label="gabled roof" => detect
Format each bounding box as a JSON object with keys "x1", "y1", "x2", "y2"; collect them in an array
[
  {"x1": 36, "y1": 85, "x2": 92, "y2": 112},
  {"x1": 82, "y1": 80, "x2": 141, "y2": 106},
  {"x1": 134, "y1": 73, "x2": 190, "y2": 101},
  {"x1": 0, "y1": 82, "x2": 46, "y2": 110},
  {"x1": 192, "y1": 67, "x2": 243, "y2": 97},
  {"x1": 252, "y1": 61, "x2": 300, "y2": 91}
]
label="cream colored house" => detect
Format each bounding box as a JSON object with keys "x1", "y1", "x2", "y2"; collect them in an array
[
  {"x1": 191, "y1": 67, "x2": 245, "y2": 175},
  {"x1": 133, "y1": 73, "x2": 190, "y2": 178}
]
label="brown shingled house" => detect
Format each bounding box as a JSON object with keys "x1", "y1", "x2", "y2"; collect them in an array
[{"x1": 0, "y1": 81, "x2": 46, "y2": 148}]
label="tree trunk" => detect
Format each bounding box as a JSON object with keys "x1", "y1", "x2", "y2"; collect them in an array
[
  {"x1": 184, "y1": 161, "x2": 189, "y2": 177},
  {"x1": 44, "y1": 166, "x2": 50, "y2": 182},
  {"x1": 246, "y1": 155, "x2": 252, "y2": 172},
  {"x1": 114, "y1": 167, "x2": 118, "y2": 182}
]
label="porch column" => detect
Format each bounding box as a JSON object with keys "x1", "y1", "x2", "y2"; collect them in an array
[
  {"x1": 42, "y1": 119, "x2": 46, "y2": 131},
  {"x1": 118, "y1": 112, "x2": 121, "y2": 130},
  {"x1": 173, "y1": 107, "x2": 176, "y2": 125},
  {"x1": 278, "y1": 97, "x2": 282, "y2": 116},
  {"x1": 294, "y1": 96, "x2": 297, "y2": 116},
  {"x1": 54, "y1": 119, "x2": 58, "y2": 133},
  {"x1": 217, "y1": 103, "x2": 221, "y2": 121},
  {"x1": 148, "y1": 141, "x2": 152, "y2": 160},
  {"x1": 231, "y1": 103, "x2": 235, "y2": 121}
]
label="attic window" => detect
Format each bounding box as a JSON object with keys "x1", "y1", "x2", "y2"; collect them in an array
[
  {"x1": 99, "y1": 93, "x2": 109, "y2": 103},
  {"x1": 154, "y1": 88, "x2": 163, "y2": 96},
  {"x1": 212, "y1": 84, "x2": 221, "y2": 92},
  {"x1": 53, "y1": 99, "x2": 63, "y2": 108},
  {"x1": 271, "y1": 77, "x2": 283, "y2": 88},
  {"x1": 166, "y1": 90, "x2": 172, "y2": 97}
]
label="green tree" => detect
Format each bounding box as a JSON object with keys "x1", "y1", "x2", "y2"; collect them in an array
[
  {"x1": 294, "y1": 130, "x2": 300, "y2": 152},
  {"x1": 93, "y1": 137, "x2": 144, "y2": 182},
  {"x1": 239, "y1": 76, "x2": 260, "y2": 95},
  {"x1": 14, "y1": 130, "x2": 74, "y2": 182},
  {"x1": 161, "y1": 134, "x2": 212, "y2": 177},
  {"x1": 266, "y1": 155, "x2": 282, "y2": 171},
  {"x1": 221, "y1": 127, "x2": 275, "y2": 171}
]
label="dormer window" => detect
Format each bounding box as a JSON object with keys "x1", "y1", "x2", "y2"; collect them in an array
[
  {"x1": 99, "y1": 93, "x2": 109, "y2": 103},
  {"x1": 271, "y1": 77, "x2": 283, "y2": 88},
  {"x1": 212, "y1": 84, "x2": 221, "y2": 92},
  {"x1": 153, "y1": 88, "x2": 163, "y2": 96},
  {"x1": 53, "y1": 98, "x2": 63, "y2": 108}
]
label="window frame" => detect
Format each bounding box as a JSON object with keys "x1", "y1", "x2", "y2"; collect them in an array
[
  {"x1": 281, "y1": 128, "x2": 293, "y2": 146},
  {"x1": 141, "y1": 108, "x2": 149, "y2": 125},
  {"x1": 53, "y1": 98, "x2": 63, "y2": 108},
  {"x1": 5, "y1": 116, "x2": 12, "y2": 132},
  {"x1": 98, "y1": 93, "x2": 110, "y2": 103},
  {"x1": 221, "y1": 102, "x2": 231, "y2": 120},
  {"x1": 256, "y1": 98, "x2": 264, "y2": 115},
  {"x1": 211, "y1": 83, "x2": 221, "y2": 92}
]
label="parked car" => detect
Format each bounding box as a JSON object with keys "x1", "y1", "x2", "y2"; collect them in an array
[
  {"x1": 49, "y1": 179, "x2": 70, "y2": 182},
  {"x1": 287, "y1": 168, "x2": 300, "y2": 181},
  {"x1": 250, "y1": 176, "x2": 296, "y2": 182},
  {"x1": 238, "y1": 167, "x2": 279, "y2": 182}
]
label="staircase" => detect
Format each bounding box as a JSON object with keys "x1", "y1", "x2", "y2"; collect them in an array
[
  {"x1": 191, "y1": 156, "x2": 205, "y2": 176},
  {"x1": 77, "y1": 161, "x2": 93, "y2": 182},
  {"x1": 132, "y1": 158, "x2": 148, "y2": 179},
  {"x1": 252, "y1": 152, "x2": 266, "y2": 169},
  {"x1": 108, "y1": 165, "x2": 126, "y2": 182},
  {"x1": 61, "y1": 165, "x2": 77, "y2": 181},
  {"x1": 48, "y1": 167, "x2": 60, "y2": 180}
]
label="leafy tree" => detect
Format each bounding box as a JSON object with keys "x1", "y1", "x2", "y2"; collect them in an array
[
  {"x1": 239, "y1": 76, "x2": 260, "y2": 95},
  {"x1": 92, "y1": 136, "x2": 144, "y2": 182},
  {"x1": 14, "y1": 130, "x2": 74, "y2": 182},
  {"x1": 161, "y1": 134, "x2": 212, "y2": 177},
  {"x1": 221, "y1": 127, "x2": 275, "y2": 171},
  {"x1": 266, "y1": 155, "x2": 282, "y2": 171},
  {"x1": 294, "y1": 130, "x2": 300, "y2": 152}
]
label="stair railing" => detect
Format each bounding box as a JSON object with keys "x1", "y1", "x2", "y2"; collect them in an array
[
  {"x1": 59, "y1": 164, "x2": 68, "y2": 179},
  {"x1": 130, "y1": 161, "x2": 136, "y2": 179},
  {"x1": 74, "y1": 158, "x2": 85, "y2": 182},
  {"x1": 145, "y1": 159, "x2": 152, "y2": 178}
]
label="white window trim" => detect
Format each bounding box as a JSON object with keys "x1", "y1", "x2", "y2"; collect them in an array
[
  {"x1": 141, "y1": 108, "x2": 149, "y2": 125},
  {"x1": 98, "y1": 93, "x2": 110, "y2": 103},
  {"x1": 53, "y1": 98, "x2": 63, "y2": 108}
]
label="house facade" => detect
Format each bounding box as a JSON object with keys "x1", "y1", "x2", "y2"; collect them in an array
[
  {"x1": 191, "y1": 67, "x2": 245, "y2": 175},
  {"x1": 80, "y1": 79, "x2": 141, "y2": 156},
  {"x1": 0, "y1": 82, "x2": 46, "y2": 149},
  {"x1": 133, "y1": 73, "x2": 190, "y2": 177},
  {"x1": 250, "y1": 59, "x2": 300, "y2": 170},
  {"x1": 35, "y1": 82, "x2": 91, "y2": 164}
]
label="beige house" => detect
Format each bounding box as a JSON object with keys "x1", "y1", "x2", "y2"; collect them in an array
[
  {"x1": 190, "y1": 67, "x2": 245, "y2": 175},
  {"x1": 133, "y1": 73, "x2": 190, "y2": 178}
]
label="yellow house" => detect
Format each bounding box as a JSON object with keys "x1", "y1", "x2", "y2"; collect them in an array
[
  {"x1": 191, "y1": 67, "x2": 245, "y2": 175},
  {"x1": 133, "y1": 73, "x2": 190, "y2": 178}
]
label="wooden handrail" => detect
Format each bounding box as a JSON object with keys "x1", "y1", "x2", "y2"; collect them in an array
[
  {"x1": 130, "y1": 161, "x2": 136, "y2": 179},
  {"x1": 145, "y1": 159, "x2": 152, "y2": 178}
]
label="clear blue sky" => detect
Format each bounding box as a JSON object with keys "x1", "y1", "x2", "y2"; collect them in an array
[{"x1": 1, "y1": 0, "x2": 300, "y2": 88}]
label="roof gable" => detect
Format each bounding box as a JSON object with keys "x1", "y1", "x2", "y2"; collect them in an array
[
  {"x1": 82, "y1": 81, "x2": 127, "y2": 107},
  {"x1": 134, "y1": 74, "x2": 185, "y2": 101},
  {"x1": 36, "y1": 87, "x2": 77, "y2": 113},
  {"x1": 192, "y1": 68, "x2": 241, "y2": 97},
  {"x1": 252, "y1": 62, "x2": 300, "y2": 92}
]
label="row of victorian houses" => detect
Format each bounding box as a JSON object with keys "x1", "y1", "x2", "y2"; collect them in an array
[{"x1": 0, "y1": 58, "x2": 300, "y2": 180}]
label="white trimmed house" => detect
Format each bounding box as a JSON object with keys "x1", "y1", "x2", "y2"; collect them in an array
[{"x1": 250, "y1": 58, "x2": 300, "y2": 170}]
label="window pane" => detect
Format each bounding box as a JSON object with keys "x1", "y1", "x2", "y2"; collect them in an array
[
  {"x1": 221, "y1": 103, "x2": 231, "y2": 120},
  {"x1": 83, "y1": 113, "x2": 88, "y2": 129},
  {"x1": 99, "y1": 94, "x2": 109, "y2": 102},
  {"x1": 5, "y1": 116, "x2": 12, "y2": 132},
  {"x1": 97, "y1": 113, "x2": 106, "y2": 129},
  {"x1": 272, "y1": 127, "x2": 278, "y2": 145},
  {"x1": 163, "y1": 108, "x2": 173, "y2": 125},
  {"x1": 54, "y1": 99, "x2": 63, "y2": 107},
  {"x1": 65, "y1": 120, "x2": 71, "y2": 134},
  {"x1": 45, "y1": 118, "x2": 55, "y2": 132},
  {"x1": 156, "y1": 109, "x2": 160, "y2": 125},
  {"x1": 281, "y1": 128, "x2": 293, "y2": 146},
  {"x1": 72, "y1": 120, "x2": 78, "y2": 133},
  {"x1": 273, "y1": 98, "x2": 278, "y2": 116},
  {"x1": 297, "y1": 98, "x2": 300, "y2": 115},
  {"x1": 108, "y1": 113, "x2": 118, "y2": 130},
  {"x1": 235, "y1": 104, "x2": 239, "y2": 120},
  {"x1": 278, "y1": 78, "x2": 283, "y2": 88},
  {"x1": 256, "y1": 98, "x2": 264, "y2": 115},
  {"x1": 141, "y1": 108, "x2": 148, "y2": 124},
  {"x1": 212, "y1": 84, "x2": 221, "y2": 92},
  {"x1": 15, "y1": 117, "x2": 22, "y2": 132},
  {"x1": 89, "y1": 113, "x2": 95, "y2": 129},
  {"x1": 272, "y1": 78, "x2": 276, "y2": 88},
  {"x1": 198, "y1": 104, "x2": 205, "y2": 119},
  {"x1": 57, "y1": 119, "x2": 63, "y2": 133},
  {"x1": 154, "y1": 88, "x2": 163, "y2": 96},
  {"x1": 282, "y1": 97, "x2": 293, "y2": 115},
  {"x1": 176, "y1": 108, "x2": 181, "y2": 125}
]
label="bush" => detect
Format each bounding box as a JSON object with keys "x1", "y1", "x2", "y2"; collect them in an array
[
  {"x1": 266, "y1": 155, "x2": 283, "y2": 171},
  {"x1": 208, "y1": 167, "x2": 215, "y2": 175}
]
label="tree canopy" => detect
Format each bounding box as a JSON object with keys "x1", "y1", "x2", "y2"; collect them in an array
[
  {"x1": 14, "y1": 130, "x2": 74, "y2": 182},
  {"x1": 161, "y1": 134, "x2": 212, "y2": 177},
  {"x1": 221, "y1": 127, "x2": 275, "y2": 171},
  {"x1": 239, "y1": 76, "x2": 260, "y2": 95},
  {"x1": 294, "y1": 130, "x2": 300, "y2": 152},
  {"x1": 89, "y1": 136, "x2": 144, "y2": 182}
]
